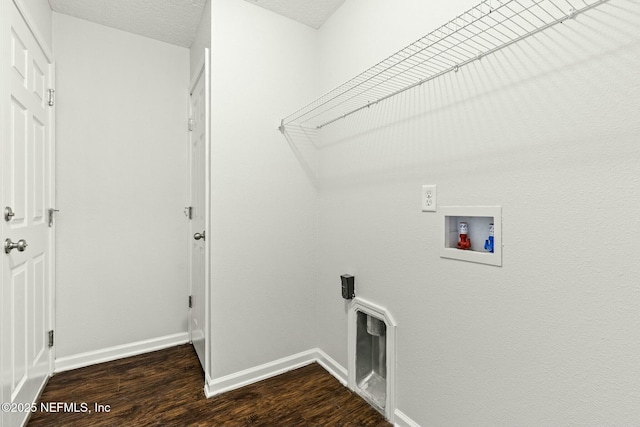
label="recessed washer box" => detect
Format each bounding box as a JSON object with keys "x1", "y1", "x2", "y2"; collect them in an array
[{"x1": 440, "y1": 206, "x2": 502, "y2": 267}]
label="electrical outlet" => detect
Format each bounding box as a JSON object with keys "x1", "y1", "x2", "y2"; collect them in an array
[{"x1": 422, "y1": 185, "x2": 437, "y2": 212}]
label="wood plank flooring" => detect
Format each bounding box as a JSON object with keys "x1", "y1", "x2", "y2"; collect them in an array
[{"x1": 27, "y1": 344, "x2": 391, "y2": 427}]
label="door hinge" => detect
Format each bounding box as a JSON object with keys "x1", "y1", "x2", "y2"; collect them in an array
[
  {"x1": 188, "y1": 295, "x2": 192, "y2": 308},
  {"x1": 188, "y1": 117, "x2": 194, "y2": 132},
  {"x1": 48, "y1": 208, "x2": 60, "y2": 227},
  {"x1": 48, "y1": 89, "x2": 55, "y2": 107},
  {"x1": 48, "y1": 330, "x2": 54, "y2": 348}
]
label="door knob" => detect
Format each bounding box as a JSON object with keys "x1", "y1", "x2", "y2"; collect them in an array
[
  {"x1": 193, "y1": 231, "x2": 205, "y2": 241},
  {"x1": 4, "y1": 206, "x2": 15, "y2": 222},
  {"x1": 4, "y1": 238, "x2": 28, "y2": 254}
]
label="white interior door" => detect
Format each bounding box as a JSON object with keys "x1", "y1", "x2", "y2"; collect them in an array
[
  {"x1": 188, "y1": 49, "x2": 210, "y2": 374},
  {"x1": 1, "y1": 2, "x2": 54, "y2": 426}
]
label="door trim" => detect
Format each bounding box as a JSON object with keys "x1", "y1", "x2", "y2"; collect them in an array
[{"x1": 47, "y1": 63, "x2": 56, "y2": 375}]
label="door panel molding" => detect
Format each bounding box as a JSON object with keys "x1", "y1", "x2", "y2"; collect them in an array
[
  {"x1": 1, "y1": 2, "x2": 54, "y2": 425},
  {"x1": 188, "y1": 49, "x2": 210, "y2": 383},
  {"x1": 11, "y1": 0, "x2": 53, "y2": 63}
]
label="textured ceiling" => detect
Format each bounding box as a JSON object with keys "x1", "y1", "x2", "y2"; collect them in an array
[
  {"x1": 48, "y1": 0, "x2": 207, "y2": 47},
  {"x1": 243, "y1": 0, "x2": 345, "y2": 29},
  {"x1": 48, "y1": 0, "x2": 344, "y2": 48}
]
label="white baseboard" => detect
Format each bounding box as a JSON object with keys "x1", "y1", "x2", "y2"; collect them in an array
[
  {"x1": 205, "y1": 347, "x2": 348, "y2": 398},
  {"x1": 315, "y1": 348, "x2": 348, "y2": 386},
  {"x1": 54, "y1": 332, "x2": 190, "y2": 374},
  {"x1": 394, "y1": 409, "x2": 421, "y2": 427},
  {"x1": 205, "y1": 348, "x2": 318, "y2": 397}
]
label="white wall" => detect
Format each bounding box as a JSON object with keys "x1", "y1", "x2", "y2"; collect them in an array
[
  {"x1": 316, "y1": 1, "x2": 640, "y2": 426},
  {"x1": 52, "y1": 13, "x2": 190, "y2": 360},
  {"x1": 208, "y1": 0, "x2": 319, "y2": 379},
  {"x1": 17, "y1": 0, "x2": 52, "y2": 50},
  {"x1": 190, "y1": 0, "x2": 211, "y2": 79}
]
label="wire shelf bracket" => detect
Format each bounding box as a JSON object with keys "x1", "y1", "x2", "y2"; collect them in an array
[{"x1": 280, "y1": 0, "x2": 611, "y2": 132}]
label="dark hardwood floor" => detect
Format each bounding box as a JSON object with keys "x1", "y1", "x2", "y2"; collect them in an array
[{"x1": 27, "y1": 344, "x2": 391, "y2": 427}]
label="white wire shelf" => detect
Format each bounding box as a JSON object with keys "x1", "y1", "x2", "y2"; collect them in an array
[{"x1": 280, "y1": 0, "x2": 610, "y2": 132}]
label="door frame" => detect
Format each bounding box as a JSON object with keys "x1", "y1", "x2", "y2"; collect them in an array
[
  {"x1": 1, "y1": 1, "x2": 56, "y2": 424},
  {"x1": 188, "y1": 48, "x2": 211, "y2": 385}
]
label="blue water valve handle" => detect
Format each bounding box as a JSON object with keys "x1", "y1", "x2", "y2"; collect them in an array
[
  {"x1": 484, "y1": 236, "x2": 494, "y2": 253},
  {"x1": 484, "y1": 223, "x2": 495, "y2": 253}
]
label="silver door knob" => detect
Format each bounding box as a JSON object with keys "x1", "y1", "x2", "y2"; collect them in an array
[
  {"x1": 5, "y1": 238, "x2": 28, "y2": 254},
  {"x1": 193, "y1": 231, "x2": 205, "y2": 241},
  {"x1": 4, "y1": 206, "x2": 15, "y2": 222}
]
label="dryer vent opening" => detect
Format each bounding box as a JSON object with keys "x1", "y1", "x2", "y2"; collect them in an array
[
  {"x1": 356, "y1": 311, "x2": 387, "y2": 412},
  {"x1": 348, "y1": 297, "x2": 396, "y2": 422}
]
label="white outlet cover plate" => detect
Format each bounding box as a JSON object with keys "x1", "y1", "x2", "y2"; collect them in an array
[{"x1": 422, "y1": 185, "x2": 437, "y2": 212}]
